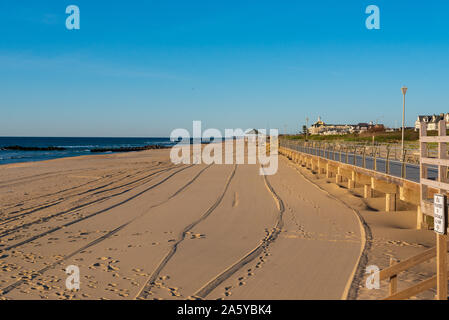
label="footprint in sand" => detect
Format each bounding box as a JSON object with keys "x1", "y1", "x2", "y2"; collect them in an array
[
  {"x1": 190, "y1": 233, "x2": 206, "y2": 240},
  {"x1": 232, "y1": 192, "x2": 239, "y2": 207}
]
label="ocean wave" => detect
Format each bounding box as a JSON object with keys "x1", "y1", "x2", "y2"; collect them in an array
[
  {"x1": 6, "y1": 155, "x2": 34, "y2": 160},
  {"x1": 57, "y1": 145, "x2": 99, "y2": 149}
]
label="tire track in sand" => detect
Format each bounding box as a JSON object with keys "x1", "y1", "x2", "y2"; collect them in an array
[
  {"x1": 0, "y1": 164, "x2": 213, "y2": 296},
  {"x1": 0, "y1": 169, "x2": 88, "y2": 189},
  {"x1": 134, "y1": 164, "x2": 238, "y2": 300},
  {"x1": 1, "y1": 168, "x2": 139, "y2": 213},
  {"x1": 191, "y1": 167, "x2": 284, "y2": 299},
  {"x1": 0, "y1": 165, "x2": 175, "y2": 237},
  {"x1": 0, "y1": 164, "x2": 169, "y2": 224},
  {"x1": 0, "y1": 164, "x2": 195, "y2": 254}
]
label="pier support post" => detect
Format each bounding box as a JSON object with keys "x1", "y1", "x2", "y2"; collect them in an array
[
  {"x1": 336, "y1": 174, "x2": 343, "y2": 184},
  {"x1": 312, "y1": 159, "x2": 318, "y2": 172},
  {"x1": 364, "y1": 185, "x2": 373, "y2": 198},
  {"x1": 336, "y1": 167, "x2": 343, "y2": 184},
  {"x1": 385, "y1": 193, "x2": 396, "y2": 212},
  {"x1": 347, "y1": 179, "x2": 355, "y2": 189},
  {"x1": 416, "y1": 205, "x2": 423, "y2": 230},
  {"x1": 319, "y1": 161, "x2": 326, "y2": 174},
  {"x1": 326, "y1": 163, "x2": 332, "y2": 178}
]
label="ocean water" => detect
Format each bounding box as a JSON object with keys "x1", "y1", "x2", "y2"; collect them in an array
[{"x1": 0, "y1": 137, "x2": 174, "y2": 165}]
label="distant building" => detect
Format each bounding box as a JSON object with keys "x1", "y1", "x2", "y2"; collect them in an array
[
  {"x1": 308, "y1": 117, "x2": 384, "y2": 136},
  {"x1": 415, "y1": 113, "x2": 449, "y2": 131},
  {"x1": 244, "y1": 129, "x2": 266, "y2": 142}
]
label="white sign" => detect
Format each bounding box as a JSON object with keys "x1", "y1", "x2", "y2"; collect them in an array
[{"x1": 434, "y1": 194, "x2": 447, "y2": 235}]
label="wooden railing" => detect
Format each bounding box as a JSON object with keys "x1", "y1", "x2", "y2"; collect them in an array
[
  {"x1": 379, "y1": 120, "x2": 449, "y2": 300},
  {"x1": 381, "y1": 241, "x2": 449, "y2": 300}
]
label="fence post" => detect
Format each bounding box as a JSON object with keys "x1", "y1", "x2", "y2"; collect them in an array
[
  {"x1": 353, "y1": 147, "x2": 357, "y2": 165},
  {"x1": 385, "y1": 146, "x2": 390, "y2": 174},
  {"x1": 436, "y1": 120, "x2": 448, "y2": 300},
  {"x1": 373, "y1": 147, "x2": 377, "y2": 171},
  {"x1": 419, "y1": 122, "x2": 428, "y2": 230},
  {"x1": 401, "y1": 150, "x2": 407, "y2": 179},
  {"x1": 389, "y1": 257, "x2": 398, "y2": 296},
  {"x1": 363, "y1": 146, "x2": 366, "y2": 168},
  {"x1": 437, "y1": 233, "x2": 448, "y2": 300},
  {"x1": 339, "y1": 145, "x2": 342, "y2": 162}
]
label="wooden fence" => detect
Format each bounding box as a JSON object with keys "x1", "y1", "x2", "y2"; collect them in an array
[{"x1": 380, "y1": 120, "x2": 448, "y2": 300}]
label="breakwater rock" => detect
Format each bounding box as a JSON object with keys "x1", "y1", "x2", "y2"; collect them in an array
[
  {"x1": 90, "y1": 145, "x2": 169, "y2": 153},
  {"x1": 2, "y1": 145, "x2": 67, "y2": 151}
]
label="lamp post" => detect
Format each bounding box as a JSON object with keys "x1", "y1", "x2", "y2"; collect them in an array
[
  {"x1": 401, "y1": 86, "x2": 407, "y2": 159},
  {"x1": 305, "y1": 117, "x2": 309, "y2": 141}
]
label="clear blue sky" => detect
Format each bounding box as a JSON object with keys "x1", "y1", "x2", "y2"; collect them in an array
[{"x1": 1, "y1": 0, "x2": 448, "y2": 137}]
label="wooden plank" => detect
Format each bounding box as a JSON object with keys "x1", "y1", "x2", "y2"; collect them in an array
[
  {"x1": 355, "y1": 172, "x2": 372, "y2": 185},
  {"x1": 436, "y1": 234, "x2": 448, "y2": 300},
  {"x1": 379, "y1": 245, "x2": 446, "y2": 280},
  {"x1": 400, "y1": 186, "x2": 420, "y2": 206},
  {"x1": 421, "y1": 136, "x2": 449, "y2": 143},
  {"x1": 372, "y1": 178, "x2": 398, "y2": 194},
  {"x1": 384, "y1": 275, "x2": 437, "y2": 300},
  {"x1": 421, "y1": 200, "x2": 435, "y2": 217},
  {"x1": 421, "y1": 178, "x2": 449, "y2": 191},
  {"x1": 389, "y1": 257, "x2": 398, "y2": 296},
  {"x1": 421, "y1": 157, "x2": 449, "y2": 166}
]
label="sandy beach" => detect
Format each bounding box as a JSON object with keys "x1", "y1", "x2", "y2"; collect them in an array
[
  {"x1": 0, "y1": 145, "x2": 441, "y2": 300},
  {"x1": 0, "y1": 147, "x2": 370, "y2": 300},
  {"x1": 4, "y1": 1, "x2": 449, "y2": 307}
]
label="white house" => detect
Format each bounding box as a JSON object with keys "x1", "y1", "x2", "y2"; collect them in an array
[{"x1": 415, "y1": 113, "x2": 449, "y2": 131}]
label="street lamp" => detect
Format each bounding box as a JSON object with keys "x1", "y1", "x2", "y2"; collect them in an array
[
  {"x1": 401, "y1": 86, "x2": 407, "y2": 159},
  {"x1": 305, "y1": 117, "x2": 309, "y2": 141}
]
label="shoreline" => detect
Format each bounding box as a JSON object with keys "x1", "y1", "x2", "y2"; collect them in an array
[{"x1": 0, "y1": 137, "x2": 175, "y2": 166}]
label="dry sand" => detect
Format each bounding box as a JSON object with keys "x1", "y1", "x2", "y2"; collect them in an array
[
  {"x1": 282, "y1": 156, "x2": 441, "y2": 300},
  {"x1": 0, "y1": 148, "x2": 434, "y2": 300}
]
